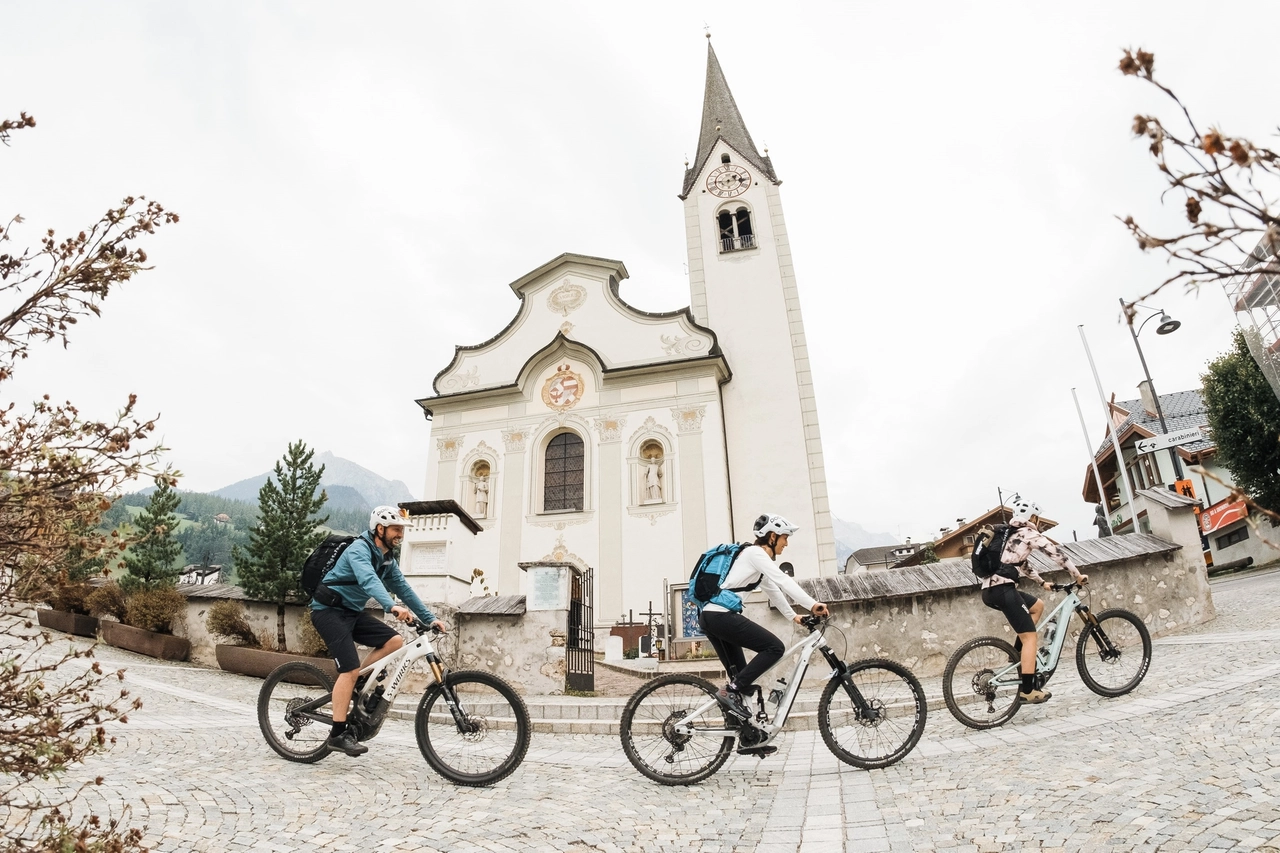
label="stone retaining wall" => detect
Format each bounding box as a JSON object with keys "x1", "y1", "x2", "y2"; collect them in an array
[{"x1": 739, "y1": 489, "x2": 1215, "y2": 679}]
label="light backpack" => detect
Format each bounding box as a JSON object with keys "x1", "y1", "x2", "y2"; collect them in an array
[{"x1": 689, "y1": 543, "x2": 757, "y2": 610}]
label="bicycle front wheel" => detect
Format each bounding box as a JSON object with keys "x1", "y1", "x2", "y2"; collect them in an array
[
  {"x1": 415, "y1": 670, "x2": 530, "y2": 786},
  {"x1": 942, "y1": 637, "x2": 1021, "y2": 730},
  {"x1": 619, "y1": 673, "x2": 734, "y2": 786},
  {"x1": 257, "y1": 661, "x2": 334, "y2": 763},
  {"x1": 819, "y1": 658, "x2": 927, "y2": 769},
  {"x1": 1076, "y1": 608, "x2": 1152, "y2": 697}
]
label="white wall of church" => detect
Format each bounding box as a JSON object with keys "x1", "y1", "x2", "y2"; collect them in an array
[{"x1": 415, "y1": 346, "x2": 733, "y2": 627}]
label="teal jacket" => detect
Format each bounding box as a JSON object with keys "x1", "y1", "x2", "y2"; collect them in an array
[{"x1": 310, "y1": 530, "x2": 437, "y2": 625}]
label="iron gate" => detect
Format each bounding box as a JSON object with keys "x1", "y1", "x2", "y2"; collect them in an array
[{"x1": 566, "y1": 565, "x2": 594, "y2": 692}]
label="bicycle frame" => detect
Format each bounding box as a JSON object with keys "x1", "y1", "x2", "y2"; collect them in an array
[
  {"x1": 672, "y1": 620, "x2": 862, "y2": 743},
  {"x1": 293, "y1": 624, "x2": 448, "y2": 729},
  {"x1": 985, "y1": 585, "x2": 1096, "y2": 688}
]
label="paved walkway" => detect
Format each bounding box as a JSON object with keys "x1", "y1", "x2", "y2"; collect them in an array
[{"x1": 16, "y1": 567, "x2": 1280, "y2": 852}]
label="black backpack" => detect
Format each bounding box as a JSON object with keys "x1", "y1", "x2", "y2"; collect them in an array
[
  {"x1": 301, "y1": 534, "x2": 378, "y2": 600},
  {"x1": 971, "y1": 524, "x2": 1018, "y2": 581}
]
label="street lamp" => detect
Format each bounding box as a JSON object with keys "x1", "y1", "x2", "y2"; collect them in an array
[{"x1": 1120, "y1": 298, "x2": 1184, "y2": 482}]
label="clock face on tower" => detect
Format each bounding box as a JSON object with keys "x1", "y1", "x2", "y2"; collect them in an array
[{"x1": 706, "y1": 164, "x2": 751, "y2": 198}]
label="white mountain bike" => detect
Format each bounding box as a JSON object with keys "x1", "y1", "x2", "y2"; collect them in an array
[
  {"x1": 257, "y1": 620, "x2": 531, "y2": 786},
  {"x1": 619, "y1": 615, "x2": 927, "y2": 785}
]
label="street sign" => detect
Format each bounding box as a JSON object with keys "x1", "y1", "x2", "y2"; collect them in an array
[{"x1": 1133, "y1": 427, "x2": 1204, "y2": 455}]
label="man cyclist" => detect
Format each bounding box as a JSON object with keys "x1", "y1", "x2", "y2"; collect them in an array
[
  {"x1": 980, "y1": 496, "x2": 1088, "y2": 704},
  {"x1": 310, "y1": 505, "x2": 449, "y2": 756},
  {"x1": 699, "y1": 513, "x2": 829, "y2": 752}
]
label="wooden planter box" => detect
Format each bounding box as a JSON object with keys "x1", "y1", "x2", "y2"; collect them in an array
[
  {"x1": 36, "y1": 609, "x2": 100, "y2": 638},
  {"x1": 100, "y1": 620, "x2": 191, "y2": 662},
  {"x1": 215, "y1": 644, "x2": 337, "y2": 680}
]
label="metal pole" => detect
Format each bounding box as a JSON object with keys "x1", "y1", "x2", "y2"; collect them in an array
[
  {"x1": 1121, "y1": 297, "x2": 1185, "y2": 481},
  {"x1": 1079, "y1": 325, "x2": 1140, "y2": 532},
  {"x1": 1072, "y1": 387, "x2": 1109, "y2": 518}
]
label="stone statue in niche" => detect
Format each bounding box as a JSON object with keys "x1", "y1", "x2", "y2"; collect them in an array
[
  {"x1": 643, "y1": 455, "x2": 663, "y2": 503},
  {"x1": 474, "y1": 475, "x2": 489, "y2": 518}
]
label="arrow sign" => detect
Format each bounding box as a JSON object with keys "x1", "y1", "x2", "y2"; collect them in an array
[{"x1": 1134, "y1": 427, "x2": 1204, "y2": 454}]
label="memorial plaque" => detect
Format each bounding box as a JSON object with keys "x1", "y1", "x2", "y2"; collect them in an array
[
  {"x1": 407, "y1": 542, "x2": 447, "y2": 576},
  {"x1": 527, "y1": 565, "x2": 568, "y2": 611}
]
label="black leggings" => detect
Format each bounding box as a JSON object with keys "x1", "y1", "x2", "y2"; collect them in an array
[{"x1": 699, "y1": 609, "x2": 785, "y2": 690}]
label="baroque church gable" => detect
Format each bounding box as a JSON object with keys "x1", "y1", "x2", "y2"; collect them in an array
[{"x1": 431, "y1": 253, "x2": 720, "y2": 399}]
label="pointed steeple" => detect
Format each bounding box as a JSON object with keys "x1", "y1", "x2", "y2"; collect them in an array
[{"x1": 680, "y1": 39, "x2": 779, "y2": 199}]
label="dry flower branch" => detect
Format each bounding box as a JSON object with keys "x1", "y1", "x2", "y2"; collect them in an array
[{"x1": 1117, "y1": 48, "x2": 1280, "y2": 323}]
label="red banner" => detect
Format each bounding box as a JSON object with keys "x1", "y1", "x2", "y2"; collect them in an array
[{"x1": 1200, "y1": 499, "x2": 1248, "y2": 534}]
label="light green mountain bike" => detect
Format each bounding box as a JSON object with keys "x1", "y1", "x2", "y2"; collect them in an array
[{"x1": 942, "y1": 581, "x2": 1152, "y2": 729}]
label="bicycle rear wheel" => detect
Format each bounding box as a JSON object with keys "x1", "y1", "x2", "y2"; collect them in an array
[
  {"x1": 257, "y1": 661, "x2": 334, "y2": 763},
  {"x1": 619, "y1": 673, "x2": 734, "y2": 786},
  {"x1": 942, "y1": 637, "x2": 1021, "y2": 730},
  {"x1": 819, "y1": 658, "x2": 927, "y2": 769},
  {"x1": 1076, "y1": 608, "x2": 1152, "y2": 697},
  {"x1": 415, "y1": 670, "x2": 531, "y2": 786}
]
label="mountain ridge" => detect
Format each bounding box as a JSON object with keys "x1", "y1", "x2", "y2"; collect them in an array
[{"x1": 210, "y1": 451, "x2": 415, "y2": 512}]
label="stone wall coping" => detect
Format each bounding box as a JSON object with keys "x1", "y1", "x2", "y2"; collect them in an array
[{"x1": 801, "y1": 532, "x2": 1181, "y2": 604}]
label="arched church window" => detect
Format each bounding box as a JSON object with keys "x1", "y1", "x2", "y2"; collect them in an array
[
  {"x1": 718, "y1": 204, "x2": 755, "y2": 253},
  {"x1": 543, "y1": 432, "x2": 584, "y2": 512},
  {"x1": 470, "y1": 460, "x2": 491, "y2": 519}
]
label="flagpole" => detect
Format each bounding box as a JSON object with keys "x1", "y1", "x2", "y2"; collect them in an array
[
  {"x1": 1078, "y1": 326, "x2": 1139, "y2": 532},
  {"x1": 1072, "y1": 387, "x2": 1110, "y2": 528}
]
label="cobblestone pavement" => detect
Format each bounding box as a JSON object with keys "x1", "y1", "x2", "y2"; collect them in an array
[{"x1": 17, "y1": 567, "x2": 1280, "y2": 852}]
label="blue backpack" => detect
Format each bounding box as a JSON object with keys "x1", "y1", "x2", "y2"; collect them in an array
[{"x1": 689, "y1": 543, "x2": 758, "y2": 611}]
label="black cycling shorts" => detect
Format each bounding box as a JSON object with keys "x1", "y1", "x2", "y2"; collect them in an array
[
  {"x1": 981, "y1": 584, "x2": 1039, "y2": 635},
  {"x1": 309, "y1": 606, "x2": 398, "y2": 673}
]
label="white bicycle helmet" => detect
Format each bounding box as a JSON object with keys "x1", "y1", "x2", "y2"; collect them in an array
[
  {"x1": 369, "y1": 505, "x2": 409, "y2": 531},
  {"x1": 753, "y1": 513, "x2": 799, "y2": 539},
  {"x1": 1009, "y1": 496, "x2": 1041, "y2": 523}
]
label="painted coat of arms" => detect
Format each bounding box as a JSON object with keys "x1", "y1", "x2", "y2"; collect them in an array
[{"x1": 541, "y1": 364, "x2": 584, "y2": 410}]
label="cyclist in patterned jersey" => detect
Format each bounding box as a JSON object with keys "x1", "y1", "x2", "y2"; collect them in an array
[
  {"x1": 701, "y1": 514, "x2": 830, "y2": 746},
  {"x1": 981, "y1": 496, "x2": 1088, "y2": 704}
]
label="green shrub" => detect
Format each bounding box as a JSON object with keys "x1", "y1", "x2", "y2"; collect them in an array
[
  {"x1": 297, "y1": 608, "x2": 328, "y2": 658},
  {"x1": 85, "y1": 582, "x2": 128, "y2": 622},
  {"x1": 623, "y1": 647, "x2": 639, "y2": 660},
  {"x1": 124, "y1": 587, "x2": 186, "y2": 634},
  {"x1": 205, "y1": 600, "x2": 260, "y2": 648}
]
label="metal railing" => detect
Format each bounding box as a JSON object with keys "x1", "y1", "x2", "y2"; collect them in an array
[{"x1": 720, "y1": 234, "x2": 756, "y2": 253}]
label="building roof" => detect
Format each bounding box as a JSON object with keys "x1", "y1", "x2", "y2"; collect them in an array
[
  {"x1": 399, "y1": 499, "x2": 483, "y2": 535},
  {"x1": 1094, "y1": 390, "x2": 1214, "y2": 457},
  {"x1": 679, "y1": 41, "x2": 780, "y2": 199},
  {"x1": 849, "y1": 544, "x2": 908, "y2": 566},
  {"x1": 1135, "y1": 486, "x2": 1201, "y2": 509}
]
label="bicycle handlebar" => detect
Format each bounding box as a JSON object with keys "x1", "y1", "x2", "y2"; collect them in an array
[
  {"x1": 410, "y1": 619, "x2": 445, "y2": 636},
  {"x1": 1049, "y1": 581, "x2": 1086, "y2": 592},
  {"x1": 799, "y1": 614, "x2": 827, "y2": 631}
]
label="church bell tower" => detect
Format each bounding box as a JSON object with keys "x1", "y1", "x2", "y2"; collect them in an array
[{"x1": 680, "y1": 37, "x2": 837, "y2": 577}]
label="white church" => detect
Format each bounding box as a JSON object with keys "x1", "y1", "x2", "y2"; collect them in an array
[{"x1": 402, "y1": 40, "x2": 837, "y2": 626}]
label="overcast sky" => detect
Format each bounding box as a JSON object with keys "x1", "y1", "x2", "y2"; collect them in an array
[{"x1": 5, "y1": 2, "x2": 1276, "y2": 546}]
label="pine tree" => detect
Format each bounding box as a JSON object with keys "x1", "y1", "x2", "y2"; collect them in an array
[
  {"x1": 120, "y1": 476, "x2": 184, "y2": 593},
  {"x1": 1201, "y1": 329, "x2": 1280, "y2": 514},
  {"x1": 235, "y1": 440, "x2": 329, "y2": 651}
]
